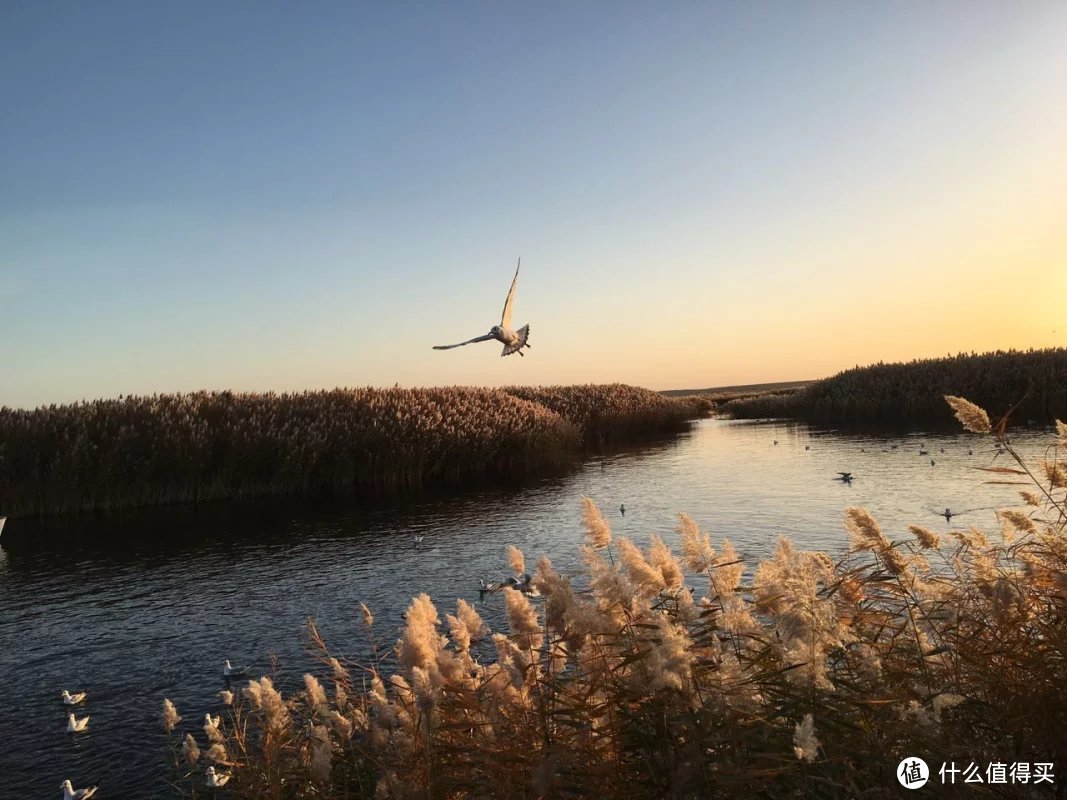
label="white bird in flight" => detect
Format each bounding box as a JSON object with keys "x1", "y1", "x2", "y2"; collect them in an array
[
  {"x1": 206, "y1": 765, "x2": 232, "y2": 787},
  {"x1": 433, "y1": 259, "x2": 532, "y2": 357},
  {"x1": 60, "y1": 779, "x2": 97, "y2": 799},
  {"x1": 61, "y1": 690, "x2": 87, "y2": 705},
  {"x1": 67, "y1": 713, "x2": 90, "y2": 733}
]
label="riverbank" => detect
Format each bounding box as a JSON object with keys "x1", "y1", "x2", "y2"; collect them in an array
[
  {"x1": 0, "y1": 384, "x2": 699, "y2": 519},
  {"x1": 722, "y1": 348, "x2": 1067, "y2": 425}
]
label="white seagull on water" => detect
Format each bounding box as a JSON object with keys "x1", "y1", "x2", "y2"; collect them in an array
[
  {"x1": 67, "y1": 713, "x2": 90, "y2": 733},
  {"x1": 61, "y1": 690, "x2": 87, "y2": 705},
  {"x1": 433, "y1": 259, "x2": 532, "y2": 357},
  {"x1": 206, "y1": 765, "x2": 232, "y2": 787},
  {"x1": 223, "y1": 659, "x2": 249, "y2": 678},
  {"x1": 60, "y1": 779, "x2": 97, "y2": 799}
]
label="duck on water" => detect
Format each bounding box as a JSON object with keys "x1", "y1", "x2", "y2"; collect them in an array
[{"x1": 479, "y1": 574, "x2": 538, "y2": 599}]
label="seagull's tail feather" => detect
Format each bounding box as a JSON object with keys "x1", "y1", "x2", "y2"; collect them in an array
[{"x1": 501, "y1": 324, "x2": 531, "y2": 357}]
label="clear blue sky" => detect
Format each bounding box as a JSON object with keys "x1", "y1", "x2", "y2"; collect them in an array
[{"x1": 3, "y1": 2, "x2": 1065, "y2": 408}]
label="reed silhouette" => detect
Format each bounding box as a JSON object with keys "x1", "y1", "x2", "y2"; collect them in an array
[
  {"x1": 0, "y1": 385, "x2": 699, "y2": 518},
  {"x1": 723, "y1": 348, "x2": 1067, "y2": 425}
]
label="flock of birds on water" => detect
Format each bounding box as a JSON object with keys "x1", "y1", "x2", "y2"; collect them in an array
[
  {"x1": 408, "y1": 434, "x2": 1014, "y2": 599},
  {"x1": 55, "y1": 662, "x2": 247, "y2": 797},
  {"x1": 770, "y1": 436, "x2": 1010, "y2": 524}
]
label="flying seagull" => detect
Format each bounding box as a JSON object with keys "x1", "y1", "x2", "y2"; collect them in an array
[{"x1": 433, "y1": 259, "x2": 532, "y2": 357}]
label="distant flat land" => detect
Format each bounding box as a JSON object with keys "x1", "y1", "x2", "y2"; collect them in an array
[{"x1": 662, "y1": 380, "x2": 811, "y2": 397}]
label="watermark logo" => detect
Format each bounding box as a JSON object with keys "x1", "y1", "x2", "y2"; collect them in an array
[{"x1": 898, "y1": 757, "x2": 930, "y2": 789}]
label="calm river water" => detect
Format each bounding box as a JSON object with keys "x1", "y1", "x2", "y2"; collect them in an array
[{"x1": 0, "y1": 418, "x2": 1054, "y2": 797}]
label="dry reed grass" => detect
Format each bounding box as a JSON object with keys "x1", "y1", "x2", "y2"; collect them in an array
[
  {"x1": 505, "y1": 384, "x2": 697, "y2": 444},
  {"x1": 725, "y1": 348, "x2": 1067, "y2": 425},
  {"x1": 162, "y1": 397, "x2": 1067, "y2": 798},
  {"x1": 0, "y1": 385, "x2": 697, "y2": 517}
]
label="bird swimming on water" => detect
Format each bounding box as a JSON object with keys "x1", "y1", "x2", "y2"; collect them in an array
[
  {"x1": 927, "y1": 506, "x2": 996, "y2": 523},
  {"x1": 223, "y1": 659, "x2": 249, "y2": 679},
  {"x1": 433, "y1": 259, "x2": 532, "y2": 357},
  {"x1": 60, "y1": 780, "x2": 97, "y2": 799},
  {"x1": 835, "y1": 472, "x2": 853, "y2": 483},
  {"x1": 620, "y1": 504, "x2": 625, "y2": 516},
  {"x1": 206, "y1": 765, "x2": 232, "y2": 788},
  {"x1": 67, "y1": 713, "x2": 90, "y2": 733},
  {"x1": 61, "y1": 690, "x2": 87, "y2": 706},
  {"x1": 479, "y1": 573, "x2": 539, "y2": 599}
]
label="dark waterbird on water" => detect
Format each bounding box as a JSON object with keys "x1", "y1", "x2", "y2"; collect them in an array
[
  {"x1": 620, "y1": 504, "x2": 625, "y2": 516},
  {"x1": 835, "y1": 472, "x2": 854, "y2": 483},
  {"x1": 926, "y1": 506, "x2": 997, "y2": 523}
]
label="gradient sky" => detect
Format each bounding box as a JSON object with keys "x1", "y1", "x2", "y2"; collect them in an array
[{"x1": 2, "y1": 2, "x2": 1065, "y2": 408}]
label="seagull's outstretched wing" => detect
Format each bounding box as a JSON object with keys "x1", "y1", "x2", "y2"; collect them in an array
[
  {"x1": 433, "y1": 333, "x2": 494, "y2": 350},
  {"x1": 500, "y1": 258, "x2": 521, "y2": 327}
]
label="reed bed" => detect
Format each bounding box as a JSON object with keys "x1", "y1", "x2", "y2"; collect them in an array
[
  {"x1": 0, "y1": 388, "x2": 579, "y2": 517},
  {"x1": 724, "y1": 348, "x2": 1067, "y2": 425},
  {"x1": 0, "y1": 385, "x2": 699, "y2": 518},
  {"x1": 663, "y1": 394, "x2": 716, "y2": 418},
  {"x1": 164, "y1": 397, "x2": 1067, "y2": 798},
  {"x1": 505, "y1": 384, "x2": 698, "y2": 444}
]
